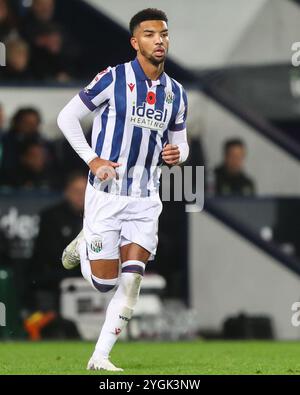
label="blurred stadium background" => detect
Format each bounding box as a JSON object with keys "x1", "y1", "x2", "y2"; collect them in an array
[{"x1": 1, "y1": 0, "x2": 300, "y2": 352}]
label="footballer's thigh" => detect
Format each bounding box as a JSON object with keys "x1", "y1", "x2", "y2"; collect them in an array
[
  {"x1": 88, "y1": 257, "x2": 120, "y2": 292},
  {"x1": 120, "y1": 196, "x2": 163, "y2": 265},
  {"x1": 84, "y1": 222, "x2": 121, "y2": 289},
  {"x1": 85, "y1": 228, "x2": 120, "y2": 278},
  {"x1": 84, "y1": 181, "x2": 125, "y2": 277},
  {"x1": 90, "y1": 259, "x2": 119, "y2": 278},
  {"x1": 120, "y1": 242, "x2": 150, "y2": 264}
]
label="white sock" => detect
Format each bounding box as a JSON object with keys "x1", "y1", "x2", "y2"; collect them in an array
[{"x1": 94, "y1": 260, "x2": 145, "y2": 359}]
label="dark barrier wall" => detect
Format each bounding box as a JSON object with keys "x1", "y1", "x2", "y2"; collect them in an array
[
  {"x1": 0, "y1": 192, "x2": 62, "y2": 261},
  {"x1": 0, "y1": 192, "x2": 62, "y2": 311}
]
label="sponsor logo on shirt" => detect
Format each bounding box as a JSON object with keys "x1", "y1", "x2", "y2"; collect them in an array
[{"x1": 130, "y1": 101, "x2": 168, "y2": 134}]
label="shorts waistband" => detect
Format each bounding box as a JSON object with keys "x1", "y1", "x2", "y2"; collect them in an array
[{"x1": 87, "y1": 181, "x2": 161, "y2": 202}]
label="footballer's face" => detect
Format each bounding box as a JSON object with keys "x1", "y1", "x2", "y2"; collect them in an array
[{"x1": 131, "y1": 20, "x2": 169, "y2": 66}]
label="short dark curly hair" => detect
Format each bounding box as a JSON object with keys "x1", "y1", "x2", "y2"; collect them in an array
[{"x1": 129, "y1": 8, "x2": 168, "y2": 36}]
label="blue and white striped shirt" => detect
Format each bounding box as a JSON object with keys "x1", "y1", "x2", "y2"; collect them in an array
[{"x1": 79, "y1": 57, "x2": 188, "y2": 197}]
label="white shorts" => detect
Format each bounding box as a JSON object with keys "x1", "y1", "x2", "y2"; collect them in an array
[{"x1": 83, "y1": 182, "x2": 163, "y2": 260}]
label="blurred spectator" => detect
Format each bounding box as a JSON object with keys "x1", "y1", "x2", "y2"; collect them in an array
[
  {"x1": 0, "y1": 38, "x2": 33, "y2": 82},
  {"x1": 21, "y1": 0, "x2": 56, "y2": 45},
  {"x1": 0, "y1": 107, "x2": 57, "y2": 186},
  {"x1": 214, "y1": 138, "x2": 256, "y2": 196},
  {"x1": 0, "y1": 0, "x2": 18, "y2": 41},
  {"x1": 30, "y1": 171, "x2": 86, "y2": 310},
  {"x1": 20, "y1": 0, "x2": 79, "y2": 81},
  {"x1": 8, "y1": 140, "x2": 56, "y2": 189},
  {"x1": 30, "y1": 23, "x2": 74, "y2": 82},
  {"x1": 31, "y1": 0, "x2": 55, "y2": 21}
]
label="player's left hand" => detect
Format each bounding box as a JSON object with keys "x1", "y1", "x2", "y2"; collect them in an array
[{"x1": 162, "y1": 144, "x2": 180, "y2": 165}]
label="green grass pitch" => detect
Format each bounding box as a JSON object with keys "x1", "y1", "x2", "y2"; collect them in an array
[{"x1": 1, "y1": 340, "x2": 300, "y2": 375}]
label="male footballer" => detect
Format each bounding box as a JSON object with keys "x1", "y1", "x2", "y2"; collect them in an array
[{"x1": 57, "y1": 8, "x2": 189, "y2": 371}]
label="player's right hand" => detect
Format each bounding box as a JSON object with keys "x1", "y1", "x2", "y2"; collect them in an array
[{"x1": 88, "y1": 157, "x2": 121, "y2": 181}]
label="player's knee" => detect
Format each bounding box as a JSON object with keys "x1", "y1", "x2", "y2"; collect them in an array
[
  {"x1": 91, "y1": 274, "x2": 118, "y2": 293},
  {"x1": 90, "y1": 259, "x2": 119, "y2": 279}
]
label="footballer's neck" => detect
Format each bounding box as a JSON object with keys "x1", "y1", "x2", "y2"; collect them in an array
[{"x1": 137, "y1": 54, "x2": 165, "y2": 82}]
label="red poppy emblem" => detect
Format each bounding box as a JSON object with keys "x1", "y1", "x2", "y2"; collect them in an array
[{"x1": 147, "y1": 91, "x2": 156, "y2": 105}]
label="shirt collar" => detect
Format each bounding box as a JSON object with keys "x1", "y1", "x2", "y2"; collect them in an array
[{"x1": 131, "y1": 57, "x2": 167, "y2": 86}]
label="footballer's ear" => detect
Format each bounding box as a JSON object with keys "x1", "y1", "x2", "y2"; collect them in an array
[{"x1": 130, "y1": 36, "x2": 139, "y2": 51}]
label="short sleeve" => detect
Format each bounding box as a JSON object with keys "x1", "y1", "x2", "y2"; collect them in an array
[
  {"x1": 169, "y1": 86, "x2": 188, "y2": 132},
  {"x1": 79, "y1": 67, "x2": 114, "y2": 111}
]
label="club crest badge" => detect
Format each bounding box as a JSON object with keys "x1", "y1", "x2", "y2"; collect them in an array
[
  {"x1": 90, "y1": 237, "x2": 102, "y2": 253},
  {"x1": 165, "y1": 91, "x2": 174, "y2": 104}
]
